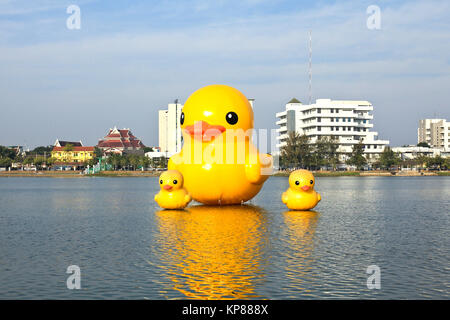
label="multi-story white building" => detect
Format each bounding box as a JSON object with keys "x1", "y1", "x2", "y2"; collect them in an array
[
  {"x1": 275, "y1": 98, "x2": 390, "y2": 162},
  {"x1": 418, "y1": 119, "x2": 450, "y2": 151},
  {"x1": 158, "y1": 100, "x2": 183, "y2": 157}
]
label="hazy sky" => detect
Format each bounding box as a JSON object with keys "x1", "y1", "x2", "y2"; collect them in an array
[{"x1": 1, "y1": 0, "x2": 449, "y2": 149}]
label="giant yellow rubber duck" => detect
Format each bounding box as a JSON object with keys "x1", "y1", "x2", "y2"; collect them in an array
[
  {"x1": 282, "y1": 169, "x2": 321, "y2": 210},
  {"x1": 168, "y1": 84, "x2": 272, "y2": 205},
  {"x1": 154, "y1": 170, "x2": 191, "y2": 209}
]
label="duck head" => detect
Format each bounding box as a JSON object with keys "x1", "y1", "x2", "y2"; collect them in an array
[
  {"x1": 289, "y1": 169, "x2": 316, "y2": 192},
  {"x1": 159, "y1": 170, "x2": 184, "y2": 191},
  {"x1": 180, "y1": 85, "x2": 254, "y2": 142}
]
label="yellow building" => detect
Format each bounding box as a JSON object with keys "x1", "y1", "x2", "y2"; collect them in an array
[{"x1": 51, "y1": 146, "x2": 94, "y2": 164}]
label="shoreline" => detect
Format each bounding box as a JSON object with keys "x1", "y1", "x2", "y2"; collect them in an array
[{"x1": 1, "y1": 170, "x2": 448, "y2": 178}]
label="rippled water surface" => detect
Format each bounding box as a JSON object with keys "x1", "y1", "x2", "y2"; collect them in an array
[{"x1": 0, "y1": 176, "x2": 449, "y2": 299}]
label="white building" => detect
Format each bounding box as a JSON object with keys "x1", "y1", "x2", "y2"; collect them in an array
[
  {"x1": 391, "y1": 145, "x2": 447, "y2": 160},
  {"x1": 275, "y1": 98, "x2": 390, "y2": 162},
  {"x1": 418, "y1": 119, "x2": 450, "y2": 151},
  {"x1": 158, "y1": 100, "x2": 183, "y2": 158}
]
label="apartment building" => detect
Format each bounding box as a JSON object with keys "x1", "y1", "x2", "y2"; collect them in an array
[
  {"x1": 418, "y1": 119, "x2": 450, "y2": 150},
  {"x1": 158, "y1": 100, "x2": 183, "y2": 157},
  {"x1": 275, "y1": 98, "x2": 390, "y2": 162}
]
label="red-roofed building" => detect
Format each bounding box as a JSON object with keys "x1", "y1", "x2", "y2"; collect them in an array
[{"x1": 97, "y1": 127, "x2": 146, "y2": 155}]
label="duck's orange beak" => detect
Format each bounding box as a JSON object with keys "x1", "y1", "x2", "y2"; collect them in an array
[
  {"x1": 163, "y1": 185, "x2": 173, "y2": 191},
  {"x1": 184, "y1": 121, "x2": 226, "y2": 141},
  {"x1": 301, "y1": 185, "x2": 311, "y2": 191}
]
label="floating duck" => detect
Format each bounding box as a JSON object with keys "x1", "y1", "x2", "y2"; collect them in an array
[
  {"x1": 282, "y1": 169, "x2": 321, "y2": 210},
  {"x1": 168, "y1": 84, "x2": 272, "y2": 205},
  {"x1": 154, "y1": 170, "x2": 191, "y2": 209}
]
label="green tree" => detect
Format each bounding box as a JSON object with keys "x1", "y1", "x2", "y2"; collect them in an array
[
  {"x1": 444, "y1": 157, "x2": 450, "y2": 170},
  {"x1": 313, "y1": 136, "x2": 339, "y2": 169},
  {"x1": 23, "y1": 157, "x2": 34, "y2": 165},
  {"x1": 45, "y1": 157, "x2": 55, "y2": 168},
  {"x1": 0, "y1": 146, "x2": 17, "y2": 159},
  {"x1": 379, "y1": 147, "x2": 401, "y2": 169},
  {"x1": 280, "y1": 132, "x2": 312, "y2": 169},
  {"x1": 32, "y1": 146, "x2": 53, "y2": 155},
  {"x1": 86, "y1": 158, "x2": 97, "y2": 167},
  {"x1": 143, "y1": 147, "x2": 154, "y2": 153},
  {"x1": 417, "y1": 142, "x2": 430, "y2": 148},
  {"x1": 63, "y1": 144, "x2": 74, "y2": 152},
  {"x1": 120, "y1": 155, "x2": 129, "y2": 170},
  {"x1": 139, "y1": 156, "x2": 150, "y2": 171},
  {"x1": 415, "y1": 154, "x2": 429, "y2": 169},
  {"x1": 94, "y1": 147, "x2": 103, "y2": 159},
  {"x1": 33, "y1": 156, "x2": 45, "y2": 169},
  {"x1": 280, "y1": 132, "x2": 302, "y2": 169},
  {"x1": 425, "y1": 155, "x2": 445, "y2": 169},
  {"x1": 346, "y1": 141, "x2": 367, "y2": 169},
  {"x1": 128, "y1": 154, "x2": 140, "y2": 170},
  {"x1": 106, "y1": 154, "x2": 121, "y2": 170},
  {"x1": 0, "y1": 157, "x2": 12, "y2": 168}
]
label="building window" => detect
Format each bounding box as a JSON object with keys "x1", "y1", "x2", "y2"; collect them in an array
[
  {"x1": 331, "y1": 127, "x2": 334, "y2": 131},
  {"x1": 331, "y1": 118, "x2": 334, "y2": 122},
  {"x1": 317, "y1": 127, "x2": 321, "y2": 131},
  {"x1": 331, "y1": 109, "x2": 334, "y2": 113}
]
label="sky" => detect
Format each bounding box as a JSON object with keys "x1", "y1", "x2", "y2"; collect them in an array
[{"x1": 0, "y1": 0, "x2": 449, "y2": 149}]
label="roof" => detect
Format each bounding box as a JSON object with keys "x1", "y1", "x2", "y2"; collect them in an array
[
  {"x1": 97, "y1": 127, "x2": 145, "y2": 149},
  {"x1": 52, "y1": 146, "x2": 94, "y2": 152},
  {"x1": 55, "y1": 140, "x2": 83, "y2": 147},
  {"x1": 287, "y1": 98, "x2": 301, "y2": 104}
]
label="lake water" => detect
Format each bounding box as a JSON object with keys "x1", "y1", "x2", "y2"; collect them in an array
[{"x1": 0, "y1": 176, "x2": 448, "y2": 299}]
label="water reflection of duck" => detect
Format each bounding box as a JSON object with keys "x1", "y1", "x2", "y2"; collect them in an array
[
  {"x1": 154, "y1": 205, "x2": 268, "y2": 299},
  {"x1": 281, "y1": 210, "x2": 319, "y2": 294}
]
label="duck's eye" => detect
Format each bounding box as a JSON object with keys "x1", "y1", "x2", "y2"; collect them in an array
[
  {"x1": 173, "y1": 180, "x2": 177, "y2": 185},
  {"x1": 310, "y1": 180, "x2": 314, "y2": 184},
  {"x1": 160, "y1": 180, "x2": 163, "y2": 184},
  {"x1": 226, "y1": 112, "x2": 238, "y2": 125},
  {"x1": 295, "y1": 181, "x2": 300, "y2": 185},
  {"x1": 180, "y1": 112, "x2": 185, "y2": 125}
]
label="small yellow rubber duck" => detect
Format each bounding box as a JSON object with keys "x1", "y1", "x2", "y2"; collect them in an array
[
  {"x1": 282, "y1": 169, "x2": 321, "y2": 210},
  {"x1": 155, "y1": 170, "x2": 191, "y2": 209}
]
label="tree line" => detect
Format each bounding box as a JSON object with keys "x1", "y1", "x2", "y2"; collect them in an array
[
  {"x1": 0, "y1": 145, "x2": 167, "y2": 171},
  {"x1": 104, "y1": 153, "x2": 167, "y2": 171},
  {"x1": 279, "y1": 133, "x2": 450, "y2": 171},
  {"x1": 279, "y1": 132, "x2": 340, "y2": 170}
]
